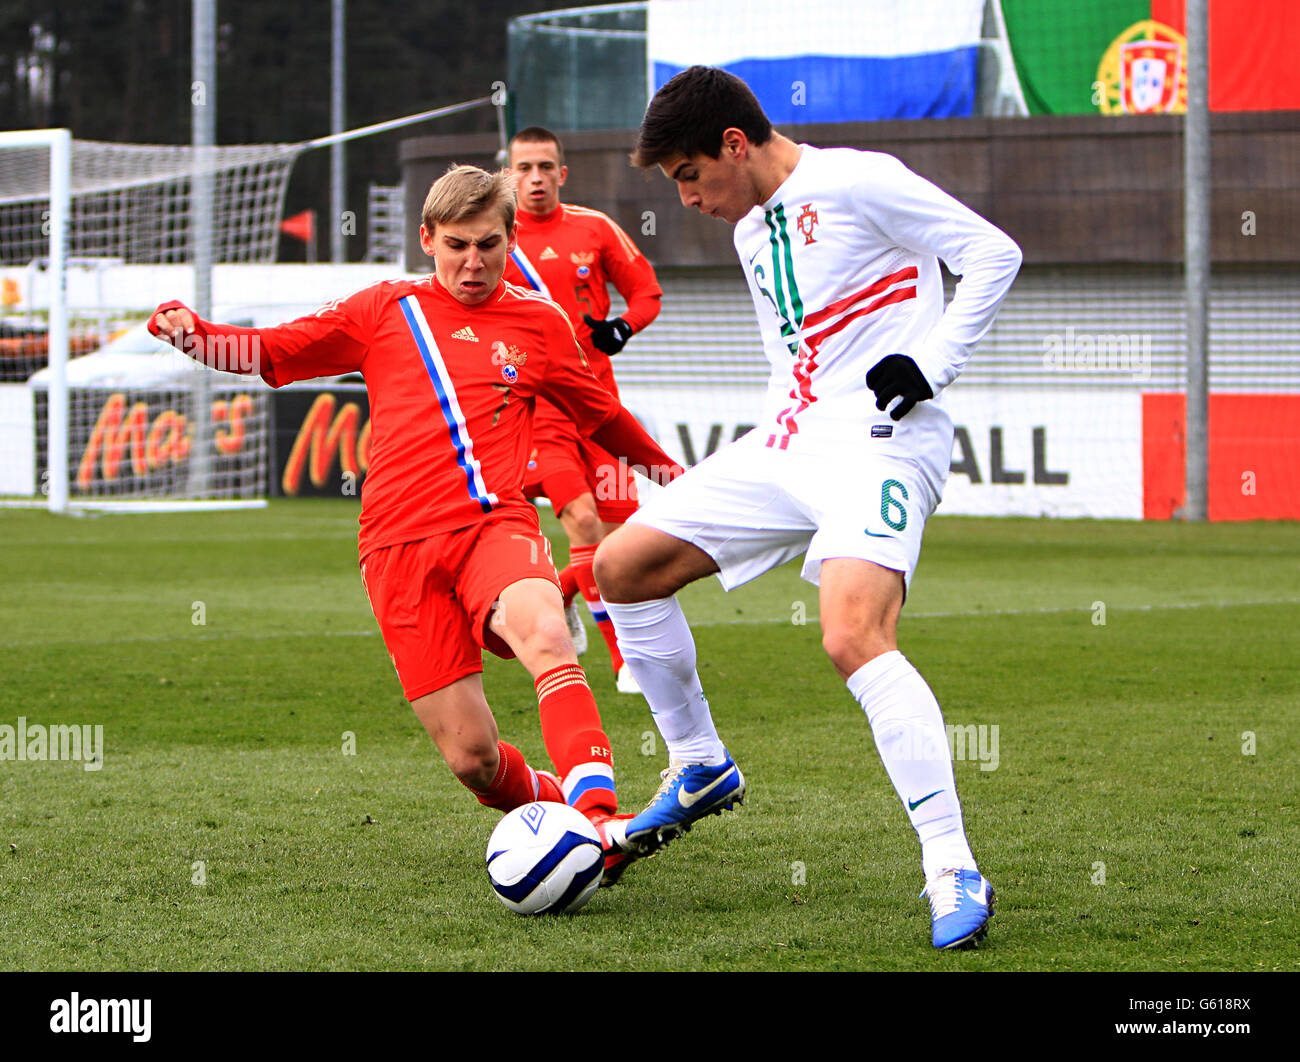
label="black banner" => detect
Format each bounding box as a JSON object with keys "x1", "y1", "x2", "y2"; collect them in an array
[{"x1": 271, "y1": 384, "x2": 369, "y2": 498}]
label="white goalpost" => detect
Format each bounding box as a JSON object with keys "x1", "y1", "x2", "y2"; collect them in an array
[
  {"x1": 0, "y1": 132, "x2": 300, "y2": 513},
  {"x1": 0, "y1": 129, "x2": 69, "y2": 512}
]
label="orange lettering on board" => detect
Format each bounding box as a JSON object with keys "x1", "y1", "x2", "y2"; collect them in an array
[
  {"x1": 213, "y1": 393, "x2": 253, "y2": 456},
  {"x1": 282, "y1": 393, "x2": 363, "y2": 495},
  {"x1": 78, "y1": 393, "x2": 149, "y2": 487},
  {"x1": 146, "y1": 409, "x2": 185, "y2": 466}
]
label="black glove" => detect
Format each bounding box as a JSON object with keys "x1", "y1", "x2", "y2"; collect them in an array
[
  {"x1": 583, "y1": 315, "x2": 633, "y2": 356},
  {"x1": 866, "y1": 354, "x2": 934, "y2": 421}
]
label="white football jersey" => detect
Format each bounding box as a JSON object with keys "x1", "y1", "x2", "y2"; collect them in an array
[{"x1": 733, "y1": 144, "x2": 1021, "y2": 482}]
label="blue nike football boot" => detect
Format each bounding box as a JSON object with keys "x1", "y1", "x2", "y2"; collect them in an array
[
  {"x1": 622, "y1": 752, "x2": 746, "y2": 853},
  {"x1": 922, "y1": 867, "x2": 995, "y2": 949}
]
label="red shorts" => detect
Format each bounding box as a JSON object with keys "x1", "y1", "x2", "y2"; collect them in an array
[
  {"x1": 359, "y1": 505, "x2": 560, "y2": 701},
  {"x1": 523, "y1": 421, "x2": 639, "y2": 524}
]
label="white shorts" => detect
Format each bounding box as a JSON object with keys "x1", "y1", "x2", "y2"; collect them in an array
[{"x1": 630, "y1": 432, "x2": 940, "y2": 591}]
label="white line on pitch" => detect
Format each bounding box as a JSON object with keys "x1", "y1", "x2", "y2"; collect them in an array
[
  {"x1": 2, "y1": 597, "x2": 1298, "y2": 650},
  {"x1": 689, "y1": 596, "x2": 1300, "y2": 626},
  {"x1": 0, "y1": 628, "x2": 380, "y2": 650}
]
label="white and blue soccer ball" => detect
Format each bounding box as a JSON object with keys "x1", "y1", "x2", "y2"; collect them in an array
[{"x1": 485, "y1": 801, "x2": 604, "y2": 915}]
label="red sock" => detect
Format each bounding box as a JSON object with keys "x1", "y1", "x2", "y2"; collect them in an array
[
  {"x1": 536, "y1": 771, "x2": 563, "y2": 803},
  {"x1": 558, "y1": 563, "x2": 579, "y2": 609},
  {"x1": 535, "y1": 663, "x2": 617, "y2": 816},
  {"x1": 595, "y1": 617, "x2": 623, "y2": 674},
  {"x1": 466, "y1": 740, "x2": 548, "y2": 813},
  {"x1": 569, "y1": 543, "x2": 625, "y2": 674}
]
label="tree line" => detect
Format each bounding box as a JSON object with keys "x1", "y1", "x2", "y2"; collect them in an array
[{"x1": 0, "y1": 0, "x2": 559, "y2": 260}]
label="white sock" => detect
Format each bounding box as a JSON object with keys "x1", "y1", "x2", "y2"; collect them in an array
[
  {"x1": 848, "y1": 650, "x2": 976, "y2": 881},
  {"x1": 602, "y1": 596, "x2": 727, "y2": 765}
]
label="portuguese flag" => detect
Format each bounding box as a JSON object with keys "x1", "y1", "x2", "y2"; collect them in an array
[{"x1": 1003, "y1": 0, "x2": 1300, "y2": 114}]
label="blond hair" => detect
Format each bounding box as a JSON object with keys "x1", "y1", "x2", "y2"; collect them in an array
[{"x1": 421, "y1": 164, "x2": 517, "y2": 233}]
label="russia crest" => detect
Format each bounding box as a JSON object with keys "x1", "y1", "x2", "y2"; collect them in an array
[
  {"x1": 571, "y1": 251, "x2": 595, "y2": 279},
  {"x1": 501, "y1": 364, "x2": 518, "y2": 384}
]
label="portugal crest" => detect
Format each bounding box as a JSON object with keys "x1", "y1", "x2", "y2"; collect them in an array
[
  {"x1": 1095, "y1": 20, "x2": 1188, "y2": 115},
  {"x1": 796, "y1": 203, "x2": 819, "y2": 245}
]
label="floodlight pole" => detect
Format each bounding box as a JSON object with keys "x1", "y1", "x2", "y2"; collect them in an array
[
  {"x1": 1183, "y1": 0, "x2": 1210, "y2": 521},
  {"x1": 331, "y1": 0, "x2": 346, "y2": 263},
  {"x1": 189, "y1": 0, "x2": 216, "y2": 498}
]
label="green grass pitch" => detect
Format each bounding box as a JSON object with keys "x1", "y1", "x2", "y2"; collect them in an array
[{"x1": 0, "y1": 501, "x2": 1296, "y2": 971}]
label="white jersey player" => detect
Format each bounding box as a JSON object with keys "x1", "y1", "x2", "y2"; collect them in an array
[{"x1": 594, "y1": 66, "x2": 1022, "y2": 950}]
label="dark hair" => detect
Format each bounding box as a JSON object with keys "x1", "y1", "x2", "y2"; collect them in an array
[
  {"x1": 632, "y1": 66, "x2": 773, "y2": 169},
  {"x1": 509, "y1": 125, "x2": 565, "y2": 166}
]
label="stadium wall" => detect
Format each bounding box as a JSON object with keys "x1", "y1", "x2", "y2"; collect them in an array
[{"x1": 398, "y1": 113, "x2": 1300, "y2": 268}]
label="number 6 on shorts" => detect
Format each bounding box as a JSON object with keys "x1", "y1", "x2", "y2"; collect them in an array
[{"x1": 880, "y1": 478, "x2": 909, "y2": 532}]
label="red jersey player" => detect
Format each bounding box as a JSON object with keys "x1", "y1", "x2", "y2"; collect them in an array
[
  {"x1": 147, "y1": 165, "x2": 680, "y2": 883},
  {"x1": 503, "y1": 127, "x2": 662, "y2": 693}
]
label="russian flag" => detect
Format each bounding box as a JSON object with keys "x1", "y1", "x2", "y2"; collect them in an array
[{"x1": 647, "y1": 0, "x2": 985, "y2": 123}]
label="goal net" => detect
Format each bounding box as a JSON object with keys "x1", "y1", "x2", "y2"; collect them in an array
[{"x1": 0, "y1": 131, "x2": 302, "y2": 512}]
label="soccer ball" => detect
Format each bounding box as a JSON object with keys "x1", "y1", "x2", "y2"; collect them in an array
[{"x1": 485, "y1": 801, "x2": 604, "y2": 915}]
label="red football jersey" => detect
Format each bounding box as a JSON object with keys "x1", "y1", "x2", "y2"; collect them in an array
[
  {"x1": 503, "y1": 203, "x2": 661, "y2": 450},
  {"x1": 210, "y1": 277, "x2": 629, "y2": 558},
  {"x1": 504, "y1": 203, "x2": 661, "y2": 392}
]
